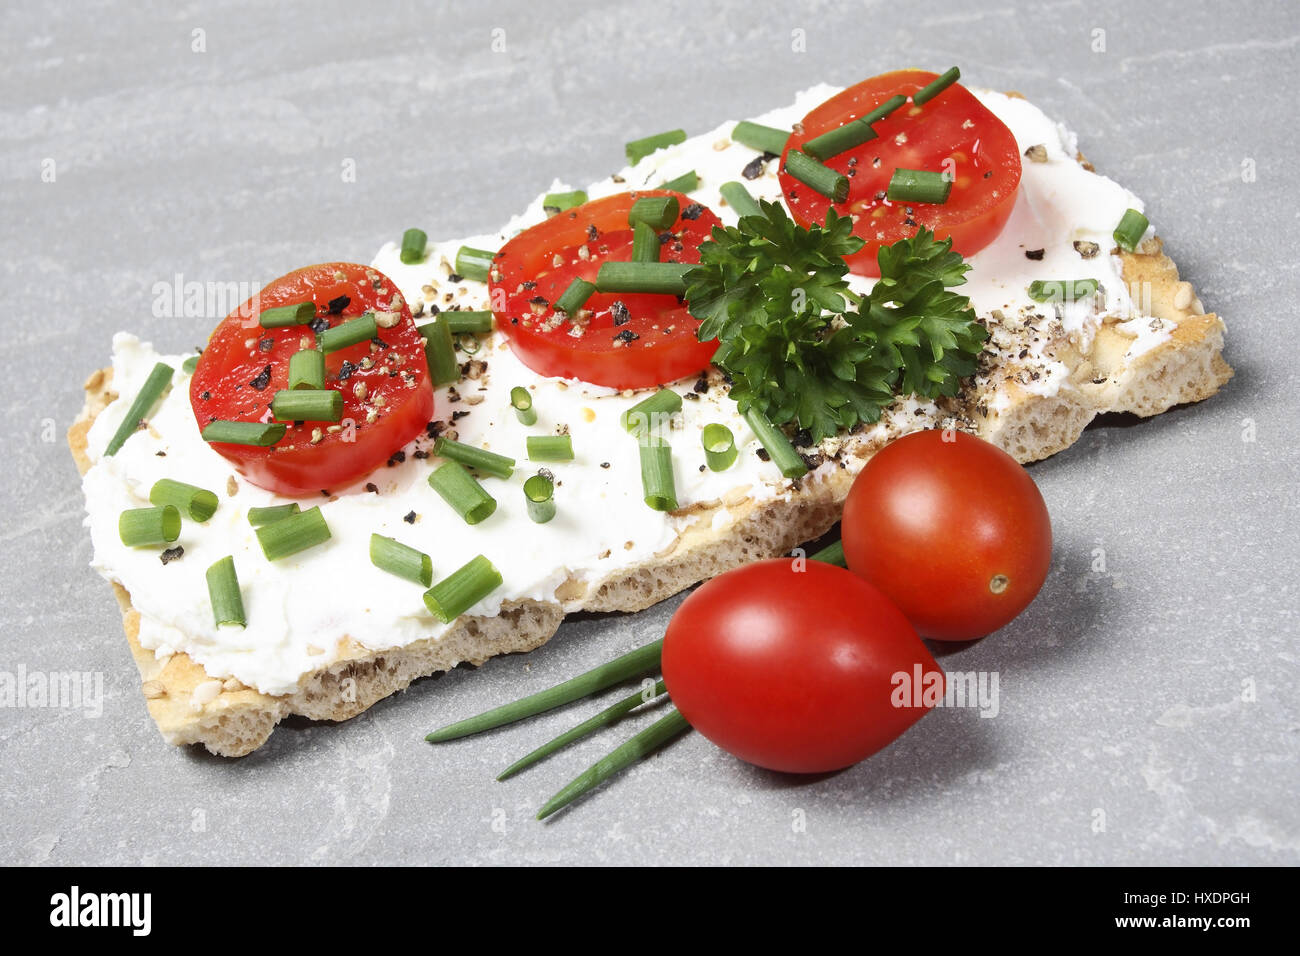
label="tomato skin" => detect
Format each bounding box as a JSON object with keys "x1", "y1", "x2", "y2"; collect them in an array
[
  {"x1": 190, "y1": 263, "x2": 433, "y2": 497},
  {"x1": 782, "y1": 69, "x2": 1022, "y2": 276},
  {"x1": 489, "y1": 191, "x2": 720, "y2": 389},
  {"x1": 841, "y1": 430, "x2": 1052, "y2": 641},
  {"x1": 662, "y1": 559, "x2": 941, "y2": 774}
]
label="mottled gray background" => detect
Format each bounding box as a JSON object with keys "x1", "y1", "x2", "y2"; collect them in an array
[{"x1": 2, "y1": 0, "x2": 1296, "y2": 866}]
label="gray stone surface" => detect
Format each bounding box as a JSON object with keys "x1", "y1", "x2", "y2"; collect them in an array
[{"x1": 2, "y1": 0, "x2": 1296, "y2": 865}]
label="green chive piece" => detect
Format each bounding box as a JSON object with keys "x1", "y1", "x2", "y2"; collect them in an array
[
  {"x1": 912, "y1": 66, "x2": 961, "y2": 106},
  {"x1": 863, "y1": 94, "x2": 909, "y2": 126},
  {"x1": 455, "y1": 245, "x2": 496, "y2": 282},
  {"x1": 626, "y1": 129, "x2": 686, "y2": 166},
  {"x1": 621, "y1": 388, "x2": 683, "y2": 436},
  {"x1": 421, "y1": 315, "x2": 461, "y2": 386},
  {"x1": 400, "y1": 227, "x2": 428, "y2": 264},
  {"x1": 511, "y1": 386, "x2": 538, "y2": 426},
  {"x1": 1026, "y1": 278, "x2": 1101, "y2": 303},
  {"x1": 638, "y1": 437, "x2": 678, "y2": 512},
  {"x1": 526, "y1": 434, "x2": 574, "y2": 462},
  {"x1": 536, "y1": 708, "x2": 691, "y2": 820},
  {"x1": 543, "y1": 190, "x2": 588, "y2": 213},
  {"x1": 288, "y1": 348, "x2": 325, "y2": 390},
  {"x1": 444, "y1": 310, "x2": 494, "y2": 334},
  {"x1": 181, "y1": 355, "x2": 199, "y2": 375},
  {"x1": 118, "y1": 505, "x2": 181, "y2": 548},
  {"x1": 201, "y1": 420, "x2": 286, "y2": 446},
  {"x1": 554, "y1": 278, "x2": 596, "y2": 315},
  {"x1": 205, "y1": 556, "x2": 246, "y2": 628},
  {"x1": 258, "y1": 302, "x2": 316, "y2": 328},
  {"x1": 425, "y1": 637, "x2": 664, "y2": 742},
  {"x1": 1113, "y1": 208, "x2": 1150, "y2": 252},
  {"x1": 631, "y1": 220, "x2": 661, "y2": 263},
  {"x1": 271, "y1": 388, "x2": 342, "y2": 423},
  {"x1": 732, "y1": 120, "x2": 789, "y2": 156},
  {"x1": 434, "y1": 436, "x2": 515, "y2": 479},
  {"x1": 720, "y1": 181, "x2": 763, "y2": 219},
  {"x1": 149, "y1": 478, "x2": 218, "y2": 522},
  {"x1": 887, "y1": 168, "x2": 952, "y2": 204},
  {"x1": 369, "y1": 533, "x2": 433, "y2": 587},
  {"x1": 428, "y1": 460, "x2": 497, "y2": 525},
  {"x1": 523, "y1": 473, "x2": 556, "y2": 524},
  {"x1": 660, "y1": 170, "x2": 698, "y2": 193},
  {"x1": 596, "y1": 261, "x2": 691, "y2": 296},
  {"x1": 499, "y1": 679, "x2": 668, "y2": 780},
  {"x1": 784, "y1": 150, "x2": 850, "y2": 203},
  {"x1": 810, "y1": 539, "x2": 846, "y2": 567},
  {"x1": 247, "y1": 503, "x2": 300, "y2": 527},
  {"x1": 422, "y1": 554, "x2": 503, "y2": 624},
  {"x1": 802, "y1": 119, "x2": 879, "y2": 162},
  {"x1": 745, "y1": 406, "x2": 807, "y2": 478},
  {"x1": 104, "y1": 362, "x2": 174, "y2": 456},
  {"x1": 701, "y1": 423, "x2": 738, "y2": 472},
  {"x1": 318, "y1": 312, "x2": 377, "y2": 354},
  {"x1": 629, "y1": 196, "x2": 680, "y2": 231},
  {"x1": 255, "y1": 505, "x2": 331, "y2": 561}
]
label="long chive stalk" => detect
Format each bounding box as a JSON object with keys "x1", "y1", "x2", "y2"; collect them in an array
[
  {"x1": 104, "y1": 362, "x2": 174, "y2": 456},
  {"x1": 744, "y1": 406, "x2": 808, "y2": 478},
  {"x1": 912, "y1": 66, "x2": 961, "y2": 106}
]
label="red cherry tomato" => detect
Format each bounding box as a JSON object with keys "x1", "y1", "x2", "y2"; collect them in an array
[
  {"x1": 662, "y1": 559, "x2": 942, "y2": 774},
  {"x1": 841, "y1": 429, "x2": 1052, "y2": 641},
  {"x1": 781, "y1": 69, "x2": 1022, "y2": 276},
  {"x1": 190, "y1": 262, "x2": 433, "y2": 497},
  {"x1": 489, "y1": 191, "x2": 720, "y2": 388}
]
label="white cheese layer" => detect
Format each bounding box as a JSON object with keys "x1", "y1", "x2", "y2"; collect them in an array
[{"x1": 82, "y1": 84, "x2": 1158, "y2": 696}]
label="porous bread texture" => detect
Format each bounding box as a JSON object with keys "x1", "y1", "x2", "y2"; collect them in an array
[{"x1": 68, "y1": 236, "x2": 1231, "y2": 757}]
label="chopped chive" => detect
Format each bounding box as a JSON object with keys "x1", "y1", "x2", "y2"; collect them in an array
[
  {"x1": 118, "y1": 505, "x2": 181, "y2": 548},
  {"x1": 744, "y1": 406, "x2": 807, "y2": 478},
  {"x1": 149, "y1": 478, "x2": 218, "y2": 522},
  {"x1": 428, "y1": 460, "x2": 497, "y2": 525},
  {"x1": 104, "y1": 362, "x2": 174, "y2": 456},
  {"x1": 247, "y1": 503, "x2": 300, "y2": 527},
  {"x1": 701, "y1": 423, "x2": 738, "y2": 471},
  {"x1": 784, "y1": 150, "x2": 849, "y2": 203},
  {"x1": 1113, "y1": 208, "x2": 1149, "y2": 252},
  {"x1": 400, "y1": 227, "x2": 428, "y2": 264},
  {"x1": 201, "y1": 420, "x2": 287, "y2": 446},
  {"x1": 421, "y1": 315, "x2": 460, "y2": 386},
  {"x1": 526, "y1": 434, "x2": 574, "y2": 462},
  {"x1": 802, "y1": 120, "x2": 878, "y2": 161},
  {"x1": 425, "y1": 637, "x2": 665, "y2": 742},
  {"x1": 523, "y1": 473, "x2": 556, "y2": 524},
  {"x1": 626, "y1": 129, "x2": 686, "y2": 166},
  {"x1": 205, "y1": 556, "x2": 246, "y2": 628},
  {"x1": 732, "y1": 120, "x2": 789, "y2": 156},
  {"x1": 455, "y1": 245, "x2": 496, "y2": 282},
  {"x1": 255, "y1": 505, "x2": 331, "y2": 561},
  {"x1": 631, "y1": 219, "x2": 661, "y2": 263},
  {"x1": 258, "y1": 302, "x2": 316, "y2": 328},
  {"x1": 887, "y1": 168, "x2": 951, "y2": 204},
  {"x1": 181, "y1": 355, "x2": 199, "y2": 375},
  {"x1": 719, "y1": 181, "x2": 762, "y2": 218},
  {"x1": 543, "y1": 190, "x2": 588, "y2": 213},
  {"x1": 595, "y1": 261, "x2": 691, "y2": 296},
  {"x1": 660, "y1": 170, "x2": 698, "y2": 193},
  {"x1": 422, "y1": 554, "x2": 503, "y2": 624},
  {"x1": 554, "y1": 278, "x2": 596, "y2": 315},
  {"x1": 912, "y1": 66, "x2": 961, "y2": 106},
  {"x1": 863, "y1": 94, "x2": 909, "y2": 126},
  {"x1": 318, "y1": 312, "x2": 377, "y2": 354},
  {"x1": 621, "y1": 388, "x2": 682, "y2": 436},
  {"x1": 369, "y1": 533, "x2": 433, "y2": 587},
  {"x1": 434, "y1": 436, "x2": 515, "y2": 479},
  {"x1": 537, "y1": 708, "x2": 691, "y2": 820},
  {"x1": 638, "y1": 437, "x2": 678, "y2": 512},
  {"x1": 499, "y1": 679, "x2": 668, "y2": 781},
  {"x1": 1026, "y1": 278, "x2": 1100, "y2": 303},
  {"x1": 510, "y1": 386, "x2": 537, "y2": 426},
  {"x1": 271, "y1": 388, "x2": 342, "y2": 423},
  {"x1": 444, "y1": 311, "x2": 494, "y2": 334},
  {"x1": 288, "y1": 348, "x2": 325, "y2": 390},
  {"x1": 629, "y1": 195, "x2": 680, "y2": 230},
  {"x1": 810, "y1": 539, "x2": 846, "y2": 567}
]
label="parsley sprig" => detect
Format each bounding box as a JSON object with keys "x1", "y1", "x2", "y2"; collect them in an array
[{"x1": 685, "y1": 201, "x2": 987, "y2": 443}]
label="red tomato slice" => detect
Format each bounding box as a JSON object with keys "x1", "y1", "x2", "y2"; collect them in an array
[
  {"x1": 190, "y1": 263, "x2": 433, "y2": 497},
  {"x1": 489, "y1": 191, "x2": 720, "y2": 389},
  {"x1": 782, "y1": 69, "x2": 1022, "y2": 276}
]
